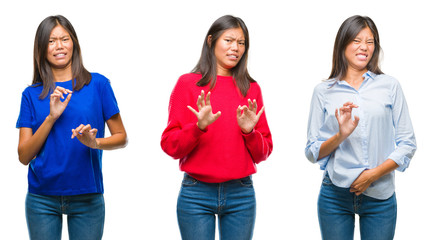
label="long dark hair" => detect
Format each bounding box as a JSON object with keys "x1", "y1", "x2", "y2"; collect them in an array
[
  {"x1": 192, "y1": 15, "x2": 255, "y2": 97},
  {"x1": 329, "y1": 15, "x2": 383, "y2": 80},
  {"x1": 33, "y1": 15, "x2": 91, "y2": 99}
]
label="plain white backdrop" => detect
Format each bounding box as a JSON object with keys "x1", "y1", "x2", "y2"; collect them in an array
[{"x1": 1, "y1": 0, "x2": 431, "y2": 239}]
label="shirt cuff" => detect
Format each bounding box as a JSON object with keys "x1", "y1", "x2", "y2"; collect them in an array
[{"x1": 387, "y1": 153, "x2": 411, "y2": 172}]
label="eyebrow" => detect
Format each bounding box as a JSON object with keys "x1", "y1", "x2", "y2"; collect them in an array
[{"x1": 49, "y1": 35, "x2": 70, "y2": 39}]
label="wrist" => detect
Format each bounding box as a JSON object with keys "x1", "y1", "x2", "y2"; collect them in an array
[
  {"x1": 336, "y1": 132, "x2": 349, "y2": 142},
  {"x1": 197, "y1": 122, "x2": 207, "y2": 131},
  {"x1": 94, "y1": 138, "x2": 101, "y2": 149},
  {"x1": 241, "y1": 127, "x2": 253, "y2": 134},
  {"x1": 46, "y1": 114, "x2": 57, "y2": 123}
]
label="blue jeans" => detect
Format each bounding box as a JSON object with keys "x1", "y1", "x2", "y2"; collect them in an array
[
  {"x1": 318, "y1": 173, "x2": 397, "y2": 240},
  {"x1": 26, "y1": 192, "x2": 105, "y2": 240},
  {"x1": 177, "y1": 174, "x2": 256, "y2": 240}
]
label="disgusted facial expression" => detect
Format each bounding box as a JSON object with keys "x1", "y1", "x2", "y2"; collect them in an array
[
  {"x1": 212, "y1": 27, "x2": 246, "y2": 76},
  {"x1": 46, "y1": 25, "x2": 74, "y2": 70},
  {"x1": 344, "y1": 27, "x2": 375, "y2": 72}
]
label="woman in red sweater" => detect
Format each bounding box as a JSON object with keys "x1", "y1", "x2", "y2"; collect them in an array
[{"x1": 161, "y1": 15, "x2": 272, "y2": 240}]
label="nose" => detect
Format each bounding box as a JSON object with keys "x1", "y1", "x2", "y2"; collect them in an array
[
  {"x1": 359, "y1": 41, "x2": 367, "y2": 50},
  {"x1": 55, "y1": 40, "x2": 64, "y2": 49},
  {"x1": 230, "y1": 42, "x2": 239, "y2": 51}
]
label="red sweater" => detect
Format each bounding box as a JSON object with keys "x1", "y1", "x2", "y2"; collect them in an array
[{"x1": 161, "y1": 73, "x2": 272, "y2": 183}]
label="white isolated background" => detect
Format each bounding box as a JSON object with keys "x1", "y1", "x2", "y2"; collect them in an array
[{"x1": 0, "y1": 0, "x2": 431, "y2": 239}]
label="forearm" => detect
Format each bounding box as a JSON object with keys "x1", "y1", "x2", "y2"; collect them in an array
[
  {"x1": 161, "y1": 123, "x2": 203, "y2": 159},
  {"x1": 95, "y1": 132, "x2": 128, "y2": 150},
  {"x1": 243, "y1": 129, "x2": 272, "y2": 164},
  {"x1": 371, "y1": 159, "x2": 399, "y2": 181},
  {"x1": 350, "y1": 159, "x2": 399, "y2": 195},
  {"x1": 318, "y1": 132, "x2": 346, "y2": 160},
  {"x1": 18, "y1": 115, "x2": 56, "y2": 165}
]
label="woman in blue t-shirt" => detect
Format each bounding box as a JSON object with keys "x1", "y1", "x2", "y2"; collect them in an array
[{"x1": 17, "y1": 15, "x2": 127, "y2": 240}]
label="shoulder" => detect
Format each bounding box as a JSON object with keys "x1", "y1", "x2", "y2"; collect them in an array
[
  {"x1": 374, "y1": 73, "x2": 399, "y2": 84},
  {"x1": 87, "y1": 72, "x2": 113, "y2": 92},
  {"x1": 313, "y1": 79, "x2": 335, "y2": 95},
  {"x1": 372, "y1": 73, "x2": 401, "y2": 91},
  {"x1": 89, "y1": 72, "x2": 110, "y2": 85},
  {"x1": 21, "y1": 84, "x2": 43, "y2": 97},
  {"x1": 177, "y1": 73, "x2": 201, "y2": 84},
  {"x1": 174, "y1": 73, "x2": 201, "y2": 89},
  {"x1": 248, "y1": 81, "x2": 262, "y2": 94}
]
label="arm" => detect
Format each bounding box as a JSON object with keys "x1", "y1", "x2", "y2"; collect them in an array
[
  {"x1": 17, "y1": 87, "x2": 72, "y2": 165},
  {"x1": 387, "y1": 81, "x2": 416, "y2": 171},
  {"x1": 71, "y1": 113, "x2": 127, "y2": 150},
  {"x1": 318, "y1": 102, "x2": 359, "y2": 160},
  {"x1": 350, "y1": 159, "x2": 398, "y2": 195},
  {"x1": 161, "y1": 79, "x2": 215, "y2": 159}
]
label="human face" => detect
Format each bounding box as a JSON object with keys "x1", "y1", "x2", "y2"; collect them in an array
[
  {"x1": 212, "y1": 27, "x2": 246, "y2": 76},
  {"x1": 344, "y1": 27, "x2": 375, "y2": 73},
  {"x1": 46, "y1": 25, "x2": 73, "y2": 70}
]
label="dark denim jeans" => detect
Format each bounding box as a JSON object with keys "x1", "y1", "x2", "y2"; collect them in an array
[
  {"x1": 318, "y1": 173, "x2": 397, "y2": 240},
  {"x1": 26, "y1": 192, "x2": 105, "y2": 240},
  {"x1": 177, "y1": 174, "x2": 256, "y2": 240}
]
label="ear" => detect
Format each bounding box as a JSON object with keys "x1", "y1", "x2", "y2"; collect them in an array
[{"x1": 207, "y1": 35, "x2": 212, "y2": 47}]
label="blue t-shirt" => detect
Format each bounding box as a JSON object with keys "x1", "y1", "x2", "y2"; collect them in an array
[{"x1": 16, "y1": 73, "x2": 119, "y2": 196}]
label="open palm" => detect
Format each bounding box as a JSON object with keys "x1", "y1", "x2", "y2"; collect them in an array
[
  {"x1": 187, "y1": 90, "x2": 221, "y2": 130},
  {"x1": 237, "y1": 99, "x2": 264, "y2": 134}
]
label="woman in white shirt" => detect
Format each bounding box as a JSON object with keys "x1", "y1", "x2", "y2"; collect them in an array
[{"x1": 305, "y1": 15, "x2": 416, "y2": 240}]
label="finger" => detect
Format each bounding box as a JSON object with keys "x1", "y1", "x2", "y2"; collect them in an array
[
  {"x1": 335, "y1": 108, "x2": 339, "y2": 118},
  {"x1": 55, "y1": 86, "x2": 72, "y2": 94},
  {"x1": 236, "y1": 106, "x2": 242, "y2": 118},
  {"x1": 89, "y1": 128, "x2": 98, "y2": 135},
  {"x1": 196, "y1": 94, "x2": 201, "y2": 110},
  {"x1": 50, "y1": 92, "x2": 62, "y2": 99},
  {"x1": 54, "y1": 87, "x2": 66, "y2": 99},
  {"x1": 63, "y1": 92, "x2": 72, "y2": 105},
  {"x1": 248, "y1": 99, "x2": 253, "y2": 110},
  {"x1": 205, "y1": 91, "x2": 211, "y2": 106},
  {"x1": 71, "y1": 129, "x2": 77, "y2": 139},
  {"x1": 73, "y1": 124, "x2": 86, "y2": 134},
  {"x1": 256, "y1": 106, "x2": 265, "y2": 119},
  {"x1": 353, "y1": 115, "x2": 360, "y2": 126},
  {"x1": 200, "y1": 90, "x2": 205, "y2": 106},
  {"x1": 187, "y1": 106, "x2": 199, "y2": 117},
  {"x1": 343, "y1": 101, "x2": 353, "y2": 106},
  {"x1": 252, "y1": 99, "x2": 258, "y2": 112},
  {"x1": 214, "y1": 111, "x2": 221, "y2": 120},
  {"x1": 80, "y1": 124, "x2": 92, "y2": 134}
]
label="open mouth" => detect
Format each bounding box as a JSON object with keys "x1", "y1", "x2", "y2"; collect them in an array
[{"x1": 356, "y1": 53, "x2": 368, "y2": 60}]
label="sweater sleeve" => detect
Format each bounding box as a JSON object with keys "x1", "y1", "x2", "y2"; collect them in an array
[
  {"x1": 242, "y1": 85, "x2": 273, "y2": 164},
  {"x1": 161, "y1": 76, "x2": 206, "y2": 159}
]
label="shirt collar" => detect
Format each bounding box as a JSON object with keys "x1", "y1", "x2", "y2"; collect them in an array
[
  {"x1": 334, "y1": 70, "x2": 377, "y2": 86},
  {"x1": 363, "y1": 71, "x2": 376, "y2": 81}
]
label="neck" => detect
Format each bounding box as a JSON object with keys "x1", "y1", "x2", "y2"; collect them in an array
[
  {"x1": 343, "y1": 67, "x2": 368, "y2": 86},
  {"x1": 51, "y1": 64, "x2": 73, "y2": 82},
  {"x1": 217, "y1": 66, "x2": 232, "y2": 77}
]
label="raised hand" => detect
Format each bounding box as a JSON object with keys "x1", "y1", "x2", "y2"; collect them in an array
[
  {"x1": 335, "y1": 102, "x2": 360, "y2": 138},
  {"x1": 71, "y1": 124, "x2": 99, "y2": 149},
  {"x1": 236, "y1": 99, "x2": 264, "y2": 134},
  {"x1": 187, "y1": 90, "x2": 221, "y2": 130},
  {"x1": 49, "y1": 86, "x2": 72, "y2": 120}
]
